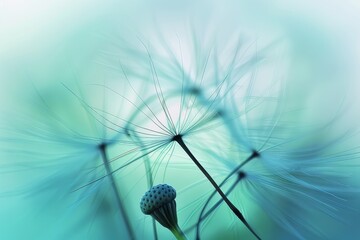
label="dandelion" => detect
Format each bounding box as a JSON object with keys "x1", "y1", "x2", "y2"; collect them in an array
[
  {"x1": 96, "y1": 26, "x2": 360, "y2": 239},
  {"x1": 0, "y1": 81, "x2": 144, "y2": 239},
  {"x1": 92, "y1": 30, "x2": 283, "y2": 239},
  {"x1": 2, "y1": 1, "x2": 360, "y2": 239}
]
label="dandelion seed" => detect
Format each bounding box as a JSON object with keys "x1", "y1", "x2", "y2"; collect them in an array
[
  {"x1": 98, "y1": 32, "x2": 268, "y2": 239},
  {"x1": 2, "y1": 4, "x2": 360, "y2": 239},
  {"x1": 0, "y1": 81, "x2": 144, "y2": 239}
]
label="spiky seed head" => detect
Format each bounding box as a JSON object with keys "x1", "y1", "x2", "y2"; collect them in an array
[{"x1": 140, "y1": 183, "x2": 176, "y2": 214}]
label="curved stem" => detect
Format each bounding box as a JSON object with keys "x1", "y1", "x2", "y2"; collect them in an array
[
  {"x1": 184, "y1": 152, "x2": 258, "y2": 235},
  {"x1": 194, "y1": 151, "x2": 258, "y2": 236},
  {"x1": 174, "y1": 136, "x2": 261, "y2": 240},
  {"x1": 99, "y1": 144, "x2": 136, "y2": 240},
  {"x1": 195, "y1": 172, "x2": 245, "y2": 240}
]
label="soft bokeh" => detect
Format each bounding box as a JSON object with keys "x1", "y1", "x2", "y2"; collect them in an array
[{"x1": 1, "y1": 1, "x2": 360, "y2": 240}]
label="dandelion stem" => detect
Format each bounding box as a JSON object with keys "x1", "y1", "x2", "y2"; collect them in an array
[
  {"x1": 195, "y1": 151, "x2": 259, "y2": 236},
  {"x1": 184, "y1": 152, "x2": 258, "y2": 235},
  {"x1": 194, "y1": 171, "x2": 247, "y2": 240},
  {"x1": 99, "y1": 143, "x2": 136, "y2": 240},
  {"x1": 173, "y1": 136, "x2": 261, "y2": 240},
  {"x1": 170, "y1": 224, "x2": 188, "y2": 240},
  {"x1": 130, "y1": 131, "x2": 159, "y2": 240}
]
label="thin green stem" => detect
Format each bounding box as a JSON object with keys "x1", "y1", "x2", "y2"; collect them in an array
[
  {"x1": 99, "y1": 143, "x2": 136, "y2": 240},
  {"x1": 171, "y1": 224, "x2": 188, "y2": 240},
  {"x1": 173, "y1": 136, "x2": 261, "y2": 240}
]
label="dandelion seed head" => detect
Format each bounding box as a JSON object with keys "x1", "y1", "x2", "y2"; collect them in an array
[{"x1": 140, "y1": 183, "x2": 176, "y2": 215}]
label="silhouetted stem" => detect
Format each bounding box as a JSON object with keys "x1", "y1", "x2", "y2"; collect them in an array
[
  {"x1": 194, "y1": 151, "x2": 259, "y2": 237},
  {"x1": 195, "y1": 171, "x2": 246, "y2": 240},
  {"x1": 174, "y1": 136, "x2": 261, "y2": 240},
  {"x1": 99, "y1": 144, "x2": 136, "y2": 240}
]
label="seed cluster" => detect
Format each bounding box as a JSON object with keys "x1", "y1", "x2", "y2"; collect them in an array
[{"x1": 140, "y1": 184, "x2": 176, "y2": 214}]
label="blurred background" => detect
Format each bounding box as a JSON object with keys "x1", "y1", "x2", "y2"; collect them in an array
[{"x1": 1, "y1": 0, "x2": 360, "y2": 239}]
